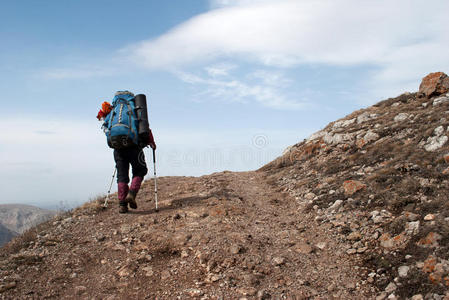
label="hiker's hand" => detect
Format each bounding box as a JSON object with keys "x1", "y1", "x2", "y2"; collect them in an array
[{"x1": 149, "y1": 142, "x2": 156, "y2": 150}]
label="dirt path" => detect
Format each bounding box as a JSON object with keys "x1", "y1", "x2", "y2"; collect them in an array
[{"x1": 1, "y1": 171, "x2": 374, "y2": 299}]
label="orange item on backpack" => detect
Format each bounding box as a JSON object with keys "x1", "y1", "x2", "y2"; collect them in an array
[
  {"x1": 102, "y1": 102, "x2": 112, "y2": 115},
  {"x1": 97, "y1": 101, "x2": 113, "y2": 120}
]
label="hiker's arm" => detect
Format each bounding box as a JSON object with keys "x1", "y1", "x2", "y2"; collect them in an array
[{"x1": 149, "y1": 129, "x2": 156, "y2": 150}]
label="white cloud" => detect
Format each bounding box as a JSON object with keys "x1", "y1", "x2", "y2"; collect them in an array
[
  {"x1": 249, "y1": 70, "x2": 292, "y2": 88},
  {"x1": 126, "y1": 0, "x2": 449, "y2": 102},
  {"x1": 174, "y1": 63, "x2": 304, "y2": 110},
  {"x1": 129, "y1": 0, "x2": 448, "y2": 69},
  {"x1": 204, "y1": 63, "x2": 237, "y2": 77},
  {"x1": 174, "y1": 69, "x2": 306, "y2": 110},
  {"x1": 37, "y1": 0, "x2": 449, "y2": 107}
]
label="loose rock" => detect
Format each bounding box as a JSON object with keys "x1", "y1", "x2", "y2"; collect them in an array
[{"x1": 419, "y1": 72, "x2": 449, "y2": 97}]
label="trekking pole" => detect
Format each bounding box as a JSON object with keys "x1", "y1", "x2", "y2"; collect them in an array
[
  {"x1": 103, "y1": 168, "x2": 117, "y2": 208},
  {"x1": 152, "y1": 148, "x2": 158, "y2": 212}
]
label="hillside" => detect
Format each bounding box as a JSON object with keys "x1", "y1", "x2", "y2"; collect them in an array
[
  {"x1": 0, "y1": 204, "x2": 57, "y2": 248},
  {"x1": 1, "y1": 72, "x2": 449, "y2": 299},
  {"x1": 0, "y1": 224, "x2": 17, "y2": 248},
  {"x1": 0, "y1": 204, "x2": 57, "y2": 234}
]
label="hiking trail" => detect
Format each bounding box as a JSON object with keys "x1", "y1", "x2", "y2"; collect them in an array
[{"x1": 0, "y1": 171, "x2": 372, "y2": 299}]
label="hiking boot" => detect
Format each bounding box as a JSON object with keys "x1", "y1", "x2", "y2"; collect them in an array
[
  {"x1": 119, "y1": 201, "x2": 128, "y2": 213},
  {"x1": 126, "y1": 190, "x2": 138, "y2": 209}
]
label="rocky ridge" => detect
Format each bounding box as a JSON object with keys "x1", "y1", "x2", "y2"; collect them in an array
[
  {"x1": 262, "y1": 71, "x2": 449, "y2": 299},
  {"x1": 1, "y1": 72, "x2": 449, "y2": 299}
]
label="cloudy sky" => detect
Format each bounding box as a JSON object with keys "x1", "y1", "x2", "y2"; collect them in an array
[{"x1": 1, "y1": 0, "x2": 448, "y2": 209}]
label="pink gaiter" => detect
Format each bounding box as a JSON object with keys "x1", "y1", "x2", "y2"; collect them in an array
[
  {"x1": 130, "y1": 176, "x2": 143, "y2": 192},
  {"x1": 117, "y1": 182, "x2": 129, "y2": 201}
]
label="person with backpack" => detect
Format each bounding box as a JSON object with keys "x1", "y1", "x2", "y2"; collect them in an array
[{"x1": 97, "y1": 91, "x2": 156, "y2": 213}]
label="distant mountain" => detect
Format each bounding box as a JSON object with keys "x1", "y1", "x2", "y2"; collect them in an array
[
  {"x1": 0, "y1": 204, "x2": 57, "y2": 236},
  {"x1": 0, "y1": 223, "x2": 17, "y2": 247}
]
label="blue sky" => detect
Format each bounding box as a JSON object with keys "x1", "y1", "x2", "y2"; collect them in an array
[{"x1": 1, "y1": 0, "x2": 448, "y2": 209}]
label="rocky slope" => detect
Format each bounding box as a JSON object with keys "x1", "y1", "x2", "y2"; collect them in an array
[
  {"x1": 261, "y1": 72, "x2": 449, "y2": 299},
  {"x1": 1, "y1": 72, "x2": 449, "y2": 299}
]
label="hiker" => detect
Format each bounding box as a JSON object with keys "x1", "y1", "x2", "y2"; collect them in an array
[{"x1": 97, "y1": 91, "x2": 156, "y2": 213}]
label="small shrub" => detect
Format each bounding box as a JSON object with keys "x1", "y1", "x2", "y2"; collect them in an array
[
  {"x1": 386, "y1": 216, "x2": 406, "y2": 235},
  {"x1": 73, "y1": 194, "x2": 108, "y2": 215},
  {"x1": 396, "y1": 177, "x2": 420, "y2": 196}
]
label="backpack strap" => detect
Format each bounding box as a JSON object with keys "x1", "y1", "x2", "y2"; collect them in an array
[{"x1": 125, "y1": 102, "x2": 138, "y2": 138}]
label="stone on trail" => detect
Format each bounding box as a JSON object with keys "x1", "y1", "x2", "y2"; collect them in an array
[
  {"x1": 424, "y1": 213, "x2": 435, "y2": 221},
  {"x1": 74, "y1": 285, "x2": 87, "y2": 295},
  {"x1": 294, "y1": 242, "x2": 313, "y2": 254},
  {"x1": 398, "y1": 265, "x2": 410, "y2": 278},
  {"x1": 272, "y1": 256, "x2": 285, "y2": 266},
  {"x1": 347, "y1": 231, "x2": 362, "y2": 241},
  {"x1": 384, "y1": 282, "x2": 397, "y2": 293}
]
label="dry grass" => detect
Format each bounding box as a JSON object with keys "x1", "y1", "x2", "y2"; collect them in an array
[{"x1": 73, "y1": 194, "x2": 110, "y2": 216}]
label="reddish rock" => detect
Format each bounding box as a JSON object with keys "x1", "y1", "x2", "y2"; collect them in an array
[
  {"x1": 423, "y1": 256, "x2": 437, "y2": 273},
  {"x1": 429, "y1": 272, "x2": 442, "y2": 284},
  {"x1": 379, "y1": 233, "x2": 408, "y2": 249},
  {"x1": 419, "y1": 72, "x2": 449, "y2": 97},
  {"x1": 356, "y1": 138, "x2": 367, "y2": 148},
  {"x1": 417, "y1": 232, "x2": 442, "y2": 248},
  {"x1": 343, "y1": 180, "x2": 366, "y2": 195}
]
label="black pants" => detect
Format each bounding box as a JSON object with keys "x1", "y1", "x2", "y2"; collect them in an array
[{"x1": 113, "y1": 146, "x2": 148, "y2": 183}]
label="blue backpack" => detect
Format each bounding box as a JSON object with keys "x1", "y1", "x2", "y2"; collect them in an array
[{"x1": 103, "y1": 92, "x2": 139, "y2": 149}]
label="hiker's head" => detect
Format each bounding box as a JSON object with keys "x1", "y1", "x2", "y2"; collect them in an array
[{"x1": 115, "y1": 90, "x2": 134, "y2": 97}]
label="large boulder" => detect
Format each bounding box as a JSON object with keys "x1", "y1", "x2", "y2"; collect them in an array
[{"x1": 418, "y1": 72, "x2": 449, "y2": 97}]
